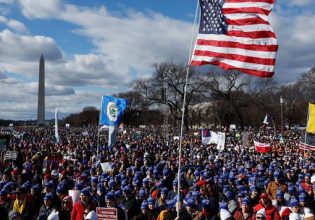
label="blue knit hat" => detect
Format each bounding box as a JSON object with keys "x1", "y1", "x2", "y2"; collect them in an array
[
  {"x1": 241, "y1": 197, "x2": 250, "y2": 205},
  {"x1": 105, "y1": 192, "x2": 116, "y2": 201},
  {"x1": 289, "y1": 197, "x2": 299, "y2": 207},
  {"x1": 276, "y1": 190, "x2": 284, "y2": 199},
  {"x1": 123, "y1": 186, "x2": 132, "y2": 194},
  {"x1": 219, "y1": 201, "x2": 228, "y2": 210},
  {"x1": 44, "y1": 193, "x2": 53, "y2": 201},
  {"x1": 141, "y1": 201, "x2": 148, "y2": 209},
  {"x1": 161, "y1": 187, "x2": 168, "y2": 194},
  {"x1": 148, "y1": 197, "x2": 155, "y2": 205},
  {"x1": 225, "y1": 191, "x2": 234, "y2": 200},
  {"x1": 80, "y1": 188, "x2": 91, "y2": 197},
  {"x1": 202, "y1": 199, "x2": 211, "y2": 208}
]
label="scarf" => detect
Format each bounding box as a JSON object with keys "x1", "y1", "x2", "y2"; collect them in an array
[{"x1": 13, "y1": 198, "x2": 26, "y2": 214}]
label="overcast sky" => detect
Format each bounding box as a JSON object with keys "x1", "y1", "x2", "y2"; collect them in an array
[{"x1": 0, "y1": 0, "x2": 314, "y2": 120}]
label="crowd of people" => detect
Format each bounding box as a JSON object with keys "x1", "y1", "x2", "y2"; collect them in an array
[{"x1": 0, "y1": 126, "x2": 314, "y2": 220}]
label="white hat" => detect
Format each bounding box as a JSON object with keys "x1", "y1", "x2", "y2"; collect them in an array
[
  {"x1": 257, "y1": 208, "x2": 266, "y2": 218},
  {"x1": 47, "y1": 211, "x2": 59, "y2": 220},
  {"x1": 228, "y1": 200, "x2": 238, "y2": 213},
  {"x1": 220, "y1": 209, "x2": 232, "y2": 220},
  {"x1": 51, "y1": 170, "x2": 59, "y2": 176},
  {"x1": 85, "y1": 211, "x2": 98, "y2": 220},
  {"x1": 289, "y1": 213, "x2": 302, "y2": 220}
]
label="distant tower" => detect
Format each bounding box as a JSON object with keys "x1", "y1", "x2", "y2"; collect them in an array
[{"x1": 37, "y1": 54, "x2": 45, "y2": 126}]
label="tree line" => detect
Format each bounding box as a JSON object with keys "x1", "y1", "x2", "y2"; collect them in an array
[{"x1": 62, "y1": 63, "x2": 315, "y2": 131}]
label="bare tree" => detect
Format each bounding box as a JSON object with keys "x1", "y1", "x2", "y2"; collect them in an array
[
  {"x1": 279, "y1": 83, "x2": 308, "y2": 128},
  {"x1": 134, "y1": 62, "x2": 212, "y2": 130},
  {"x1": 300, "y1": 67, "x2": 315, "y2": 101},
  {"x1": 203, "y1": 70, "x2": 251, "y2": 129},
  {"x1": 247, "y1": 77, "x2": 280, "y2": 125}
]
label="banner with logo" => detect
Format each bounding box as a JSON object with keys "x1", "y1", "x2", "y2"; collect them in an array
[{"x1": 100, "y1": 96, "x2": 128, "y2": 126}]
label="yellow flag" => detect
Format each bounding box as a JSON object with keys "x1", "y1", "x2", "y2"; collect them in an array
[{"x1": 307, "y1": 103, "x2": 315, "y2": 134}]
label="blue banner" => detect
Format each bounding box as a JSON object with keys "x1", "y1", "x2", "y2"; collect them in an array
[{"x1": 100, "y1": 95, "x2": 128, "y2": 126}]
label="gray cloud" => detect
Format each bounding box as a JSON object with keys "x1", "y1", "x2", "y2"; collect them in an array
[
  {"x1": 0, "y1": 29, "x2": 63, "y2": 62},
  {"x1": 0, "y1": 67, "x2": 7, "y2": 79},
  {"x1": 270, "y1": 10, "x2": 315, "y2": 82},
  {"x1": 44, "y1": 85, "x2": 75, "y2": 96}
]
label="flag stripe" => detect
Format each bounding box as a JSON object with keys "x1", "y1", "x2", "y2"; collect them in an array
[
  {"x1": 223, "y1": 7, "x2": 270, "y2": 16},
  {"x1": 299, "y1": 142, "x2": 315, "y2": 152},
  {"x1": 224, "y1": 2, "x2": 273, "y2": 10},
  {"x1": 194, "y1": 50, "x2": 275, "y2": 65},
  {"x1": 195, "y1": 34, "x2": 278, "y2": 45},
  {"x1": 227, "y1": 30, "x2": 276, "y2": 39},
  {"x1": 229, "y1": 24, "x2": 274, "y2": 32},
  {"x1": 191, "y1": 60, "x2": 274, "y2": 77},
  {"x1": 256, "y1": 146, "x2": 273, "y2": 153},
  {"x1": 226, "y1": 13, "x2": 268, "y2": 22},
  {"x1": 192, "y1": 56, "x2": 274, "y2": 71},
  {"x1": 195, "y1": 39, "x2": 278, "y2": 52},
  {"x1": 194, "y1": 44, "x2": 276, "y2": 58},
  {"x1": 227, "y1": 17, "x2": 270, "y2": 25},
  {"x1": 227, "y1": 0, "x2": 275, "y2": 3}
]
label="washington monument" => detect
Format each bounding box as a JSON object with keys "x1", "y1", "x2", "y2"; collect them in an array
[{"x1": 37, "y1": 54, "x2": 45, "y2": 126}]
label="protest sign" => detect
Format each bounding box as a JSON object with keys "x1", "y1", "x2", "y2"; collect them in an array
[
  {"x1": 100, "y1": 162, "x2": 112, "y2": 173},
  {"x1": 96, "y1": 207, "x2": 117, "y2": 220}
]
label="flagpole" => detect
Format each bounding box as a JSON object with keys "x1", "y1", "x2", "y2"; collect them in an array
[
  {"x1": 97, "y1": 93, "x2": 103, "y2": 159},
  {"x1": 177, "y1": 0, "x2": 199, "y2": 218}
]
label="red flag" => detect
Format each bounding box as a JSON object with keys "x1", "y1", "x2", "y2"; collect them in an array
[
  {"x1": 254, "y1": 140, "x2": 272, "y2": 153},
  {"x1": 191, "y1": 0, "x2": 278, "y2": 78}
]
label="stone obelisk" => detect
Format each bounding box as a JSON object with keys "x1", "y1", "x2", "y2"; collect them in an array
[{"x1": 37, "y1": 54, "x2": 45, "y2": 126}]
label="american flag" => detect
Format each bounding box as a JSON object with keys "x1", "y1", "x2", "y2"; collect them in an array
[
  {"x1": 191, "y1": 0, "x2": 278, "y2": 77},
  {"x1": 299, "y1": 133, "x2": 315, "y2": 152}
]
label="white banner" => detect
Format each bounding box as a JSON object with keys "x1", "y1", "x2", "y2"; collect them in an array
[
  {"x1": 55, "y1": 108, "x2": 59, "y2": 143},
  {"x1": 216, "y1": 132, "x2": 226, "y2": 151},
  {"x1": 201, "y1": 129, "x2": 219, "y2": 145},
  {"x1": 108, "y1": 126, "x2": 117, "y2": 147},
  {"x1": 100, "y1": 162, "x2": 112, "y2": 173}
]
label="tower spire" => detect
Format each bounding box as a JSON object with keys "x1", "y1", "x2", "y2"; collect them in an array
[{"x1": 37, "y1": 54, "x2": 45, "y2": 126}]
